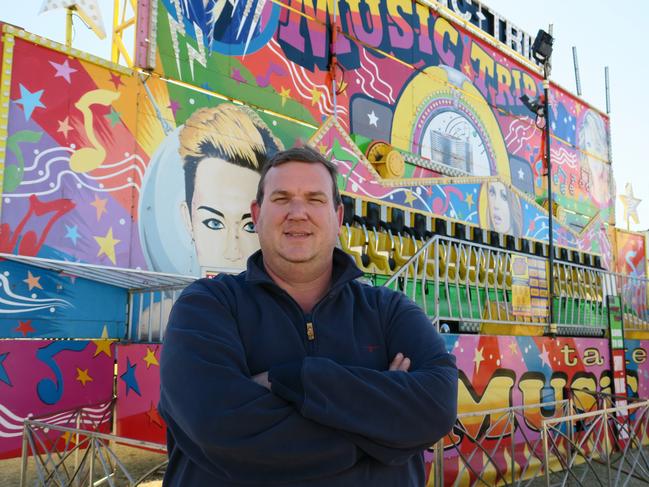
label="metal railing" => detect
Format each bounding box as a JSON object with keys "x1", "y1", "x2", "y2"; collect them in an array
[
  {"x1": 20, "y1": 420, "x2": 167, "y2": 486},
  {"x1": 541, "y1": 400, "x2": 649, "y2": 486},
  {"x1": 127, "y1": 286, "x2": 185, "y2": 342},
  {"x1": 383, "y1": 235, "x2": 649, "y2": 334}
]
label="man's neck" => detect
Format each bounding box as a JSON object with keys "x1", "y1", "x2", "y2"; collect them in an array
[{"x1": 264, "y1": 261, "x2": 333, "y2": 313}]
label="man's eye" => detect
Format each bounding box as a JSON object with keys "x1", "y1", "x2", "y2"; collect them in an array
[
  {"x1": 242, "y1": 221, "x2": 256, "y2": 233},
  {"x1": 202, "y1": 218, "x2": 224, "y2": 230}
]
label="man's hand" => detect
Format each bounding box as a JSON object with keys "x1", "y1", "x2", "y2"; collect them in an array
[
  {"x1": 388, "y1": 353, "x2": 411, "y2": 372},
  {"x1": 252, "y1": 371, "x2": 271, "y2": 390}
]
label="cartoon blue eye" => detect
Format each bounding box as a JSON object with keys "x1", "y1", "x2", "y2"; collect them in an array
[
  {"x1": 202, "y1": 218, "x2": 224, "y2": 230},
  {"x1": 243, "y1": 221, "x2": 256, "y2": 233}
]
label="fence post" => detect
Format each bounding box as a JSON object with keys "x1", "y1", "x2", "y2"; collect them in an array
[
  {"x1": 543, "y1": 422, "x2": 551, "y2": 487},
  {"x1": 511, "y1": 409, "x2": 516, "y2": 485},
  {"x1": 434, "y1": 439, "x2": 444, "y2": 487},
  {"x1": 19, "y1": 423, "x2": 29, "y2": 487},
  {"x1": 603, "y1": 410, "x2": 612, "y2": 487}
]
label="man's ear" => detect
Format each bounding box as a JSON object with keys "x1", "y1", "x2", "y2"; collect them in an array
[
  {"x1": 251, "y1": 199, "x2": 260, "y2": 226},
  {"x1": 336, "y1": 203, "x2": 344, "y2": 227},
  {"x1": 180, "y1": 200, "x2": 193, "y2": 236}
]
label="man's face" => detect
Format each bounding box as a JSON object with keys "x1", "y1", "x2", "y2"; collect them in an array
[
  {"x1": 181, "y1": 157, "x2": 261, "y2": 270},
  {"x1": 251, "y1": 161, "x2": 343, "y2": 270}
]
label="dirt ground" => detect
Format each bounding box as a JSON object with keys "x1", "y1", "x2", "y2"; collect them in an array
[{"x1": 0, "y1": 443, "x2": 166, "y2": 487}]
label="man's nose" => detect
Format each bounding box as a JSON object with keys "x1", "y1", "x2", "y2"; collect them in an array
[
  {"x1": 223, "y1": 226, "x2": 242, "y2": 262},
  {"x1": 287, "y1": 199, "x2": 308, "y2": 219}
]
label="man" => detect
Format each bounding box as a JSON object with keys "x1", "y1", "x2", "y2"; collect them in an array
[{"x1": 159, "y1": 146, "x2": 458, "y2": 486}]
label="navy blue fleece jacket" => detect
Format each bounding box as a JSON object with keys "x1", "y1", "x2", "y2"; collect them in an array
[{"x1": 159, "y1": 249, "x2": 457, "y2": 486}]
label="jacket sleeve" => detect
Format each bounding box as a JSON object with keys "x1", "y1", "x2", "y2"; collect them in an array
[
  {"x1": 158, "y1": 281, "x2": 361, "y2": 483},
  {"x1": 269, "y1": 289, "x2": 458, "y2": 465}
]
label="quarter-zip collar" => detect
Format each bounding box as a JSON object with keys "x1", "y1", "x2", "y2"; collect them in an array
[{"x1": 245, "y1": 248, "x2": 363, "y2": 296}]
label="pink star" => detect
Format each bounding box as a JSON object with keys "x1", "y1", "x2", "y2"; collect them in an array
[
  {"x1": 231, "y1": 68, "x2": 246, "y2": 84},
  {"x1": 168, "y1": 99, "x2": 181, "y2": 117},
  {"x1": 49, "y1": 59, "x2": 77, "y2": 83},
  {"x1": 109, "y1": 72, "x2": 124, "y2": 90},
  {"x1": 57, "y1": 116, "x2": 73, "y2": 138}
]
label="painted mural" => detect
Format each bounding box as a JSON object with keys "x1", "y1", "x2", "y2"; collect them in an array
[
  {"x1": 151, "y1": 0, "x2": 614, "y2": 235},
  {"x1": 0, "y1": 339, "x2": 114, "y2": 459},
  {"x1": 0, "y1": 259, "x2": 126, "y2": 339},
  {"x1": 615, "y1": 230, "x2": 648, "y2": 321}
]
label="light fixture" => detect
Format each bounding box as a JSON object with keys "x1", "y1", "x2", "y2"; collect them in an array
[
  {"x1": 532, "y1": 29, "x2": 554, "y2": 64},
  {"x1": 520, "y1": 94, "x2": 544, "y2": 118}
]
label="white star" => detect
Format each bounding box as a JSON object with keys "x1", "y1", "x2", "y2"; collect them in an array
[
  {"x1": 367, "y1": 110, "x2": 378, "y2": 127},
  {"x1": 518, "y1": 168, "x2": 525, "y2": 180},
  {"x1": 620, "y1": 182, "x2": 642, "y2": 226}
]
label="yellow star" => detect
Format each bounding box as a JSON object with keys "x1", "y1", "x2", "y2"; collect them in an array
[
  {"x1": 508, "y1": 341, "x2": 518, "y2": 355},
  {"x1": 404, "y1": 189, "x2": 417, "y2": 206},
  {"x1": 24, "y1": 271, "x2": 43, "y2": 291},
  {"x1": 473, "y1": 346, "x2": 485, "y2": 373},
  {"x1": 143, "y1": 347, "x2": 159, "y2": 368},
  {"x1": 76, "y1": 367, "x2": 93, "y2": 386},
  {"x1": 310, "y1": 86, "x2": 322, "y2": 106},
  {"x1": 94, "y1": 228, "x2": 120, "y2": 264},
  {"x1": 61, "y1": 431, "x2": 76, "y2": 445},
  {"x1": 90, "y1": 195, "x2": 108, "y2": 221},
  {"x1": 462, "y1": 62, "x2": 472, "y2": 77},
  {"x1": 317, "y1": 143, "x2": 329, "y2": 155},
  {"x1": 465, "y1": 193, "x2": 474, "y2": 210},
  {"x1": 57, "y1": 116, "x2": 73, "y2": 138},
  {"x1": 279, "y1": 86, "x2": 291, "y2": 107},
  {"x1": 92, "y1": 325, "x2": 113, "y2": 358},
  {"x1": 620, "y1": 182, "x2": 642, "y2": 227}
]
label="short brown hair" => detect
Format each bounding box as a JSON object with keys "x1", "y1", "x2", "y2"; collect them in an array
[{"x1": 255, "y1": 146, "x2": 342, "y2": 207}]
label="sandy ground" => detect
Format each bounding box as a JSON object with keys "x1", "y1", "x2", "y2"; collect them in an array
[{"x1": 0, "y1": 443, "x2": 166, "y2": 486}]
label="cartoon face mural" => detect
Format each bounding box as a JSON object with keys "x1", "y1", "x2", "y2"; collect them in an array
[
  {"x1": 478, "y1": 181, "x2": 523, "y2": 236},
  {"x1": 578, "y1": 110, "x2": 612, "y2": 209}
]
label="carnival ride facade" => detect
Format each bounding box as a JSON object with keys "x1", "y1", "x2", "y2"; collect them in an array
[{"x1": 1, "y1": 0, "x2": 648, "y2": 485}]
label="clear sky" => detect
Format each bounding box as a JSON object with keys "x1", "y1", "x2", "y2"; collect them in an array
[{"x1": 2, "y1": 0, "x2": 648, "y2": 232}]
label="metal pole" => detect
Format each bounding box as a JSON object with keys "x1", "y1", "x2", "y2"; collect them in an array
[
  {"x1": 572, "y1": 47, "x2": 582, "y2": 96},
  {"x1": 543, "y1": 423, "x2": 551, "y2": 487},
  {"x1": 605, "y1": 66, "x2": 611, "y2": 115},
  {"x1": 19, "y1": 424, "x2": 29, "y2": 487},
  {"x1": 65, "y1": 7, "x2": 74, "y2": 48},
  {"x1": 544, "y1": 75, "x2": 555, "y2": 335}
]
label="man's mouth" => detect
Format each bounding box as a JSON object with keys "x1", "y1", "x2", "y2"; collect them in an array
[{"x1": 284, "y1": 231, "x2": 312, "y2": 238}]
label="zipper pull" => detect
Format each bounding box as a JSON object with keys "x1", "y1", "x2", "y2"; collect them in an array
[{"x1": 306, "y1": 321, "x2": 315, "y2": 341}]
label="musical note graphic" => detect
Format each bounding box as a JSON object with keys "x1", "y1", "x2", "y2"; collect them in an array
[
  {"x1": 255, "y1": 63, "x2": 286, "y2": 88},
  {"x1": 69, "y1": 89, "x2": 121, "y2": 173},
  {"x1": 0, "y1": 194, "x2": 75, "y2": 255},
  {"x1": 3, "y1": 130, "x2": 43, "y2": 192},
  {"x1": 36, "y1": 341, "x2": 88, "y2": 405}
]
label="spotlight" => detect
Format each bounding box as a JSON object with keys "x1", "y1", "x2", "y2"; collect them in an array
[
  {"x1": 520, "y1": 94, "x2": 544, "y2": 117},
  {"x1": 532, "y1": 29, "x2": 554, "y2": 64}
]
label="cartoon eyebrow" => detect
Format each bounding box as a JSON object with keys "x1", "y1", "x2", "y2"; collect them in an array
[
  {"x1": 197, "y1": 206, "x2": 225, "y2": 218},
  {"x1": 241, "y1": 213, "x2": 252, "y2": 219}
]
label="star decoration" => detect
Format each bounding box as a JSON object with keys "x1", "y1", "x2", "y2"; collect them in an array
[
  {"x1": 92, "y1": 326, "x2": 113, "y2": 357},
  {"x1": 109, "y1": 72, "x2": 124, "y2": 90},
  {"x1": 462, "y1": 62, "x2": 473, "y2": 77},
  {"x1": 539, "y1": 345, "x2": 551, "y2": 368},
  {"x1": 24, "y1": 271, "x2": 43, "y2": 291},
  {"x1": 317, "y1": 143, "x2": 329, "y2": 155},
  {"x1": 279, "y1": 86, "x2": 291, "y2": 107},
  {"x1": 619, "y1": 182, "x2": 641, "y2": 226},
  {"x1": 95, "y1": 227, "x2": 120, "y2": 264},
  {"x1": 61, "y1": 431, "x2": 76, "y2": 445},
  {"x1": 518, "y1": 168, "x2": 525, "y2": 180},
  {"x1": 90, "y1": 195, "x2": 108, "y2": 221},
  {"x1": 473, "y1": 346, "x2": 485, "y2": 373},
  {"x1": 465, "y1": 193, "x2": 474, "y2": 209},
  {"x1": 57, "y1": 116, "x2": 73, "y2": 138},
  {"x1": 367, "y1": 110, "x2": 379, "y2": 127},
  {"x1": 508, "y1": 341, "x2": 518, "y2": 355},
  {"x1": 0, "y1": 353, "x2": 11, "y2": 386},
  {"x1": 105, "y1": 108, "x2": 122, "y2": 127},
  {"x1": 76, "y1": 367, "x2": 93, "y2": 386},
  {"x1": 143, "y1": 347, "x2": 159, "y2": 368},
  {"x1": 403, "y1": 190, "x2": 417, "y2": 206},
  {"x1": 64, "y1": 224, "x2": 80, "y2": 246},
  {"x1": 49, "y1": 59, "x2": 77, "y2": 83},
  {"x1": 146, "y1": 401, "x2": 163, "y2": 427},
  {"x1": 167, "y1": 99, "x2": 181, "y2": 117},
  {"x1": 15, "y1": 84, "x2": 46, "y2": 120},
  {"x1": 310, "y1": 86, "x2": 322, "y2": 106},
  {"x1": 15, "y1": 320, "x2": 35, "y2": 337},
  {"x1": 231, "y1": 68, "x2": 246, "y2": 84},
  {"x1": 120, "y1": 357, "x2": 141, "y2": 396}
]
